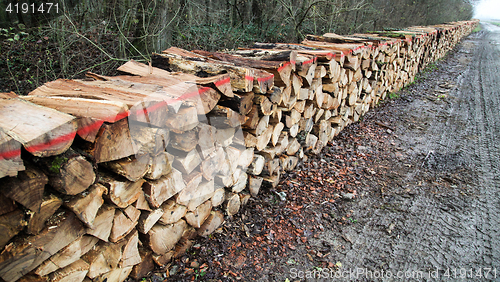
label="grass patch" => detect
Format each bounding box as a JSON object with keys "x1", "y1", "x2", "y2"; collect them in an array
[{"x1": 472, "y1": 25, "x2": 482, "y2": 33}]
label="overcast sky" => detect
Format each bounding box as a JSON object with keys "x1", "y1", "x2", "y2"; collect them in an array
[{"x1": 474, "y1": 0, "x2": 500, "y2": 19}]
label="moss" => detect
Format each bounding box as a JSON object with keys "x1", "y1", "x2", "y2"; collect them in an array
[{"x1": 49, "y1": 156, "x2": 68, "y2": 174}]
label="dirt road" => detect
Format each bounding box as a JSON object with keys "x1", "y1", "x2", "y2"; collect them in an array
[
  {"x1": 160, "y1": 23, "x2": 500, "y2": 282},
  {"x1": 290, "y1": 22, "x2": 500, "y2": 281}
]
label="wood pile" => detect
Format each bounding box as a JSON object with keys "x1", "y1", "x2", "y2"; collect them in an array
[{"x1": 0, "y1": 19, "x2": 478, "y2": 282}]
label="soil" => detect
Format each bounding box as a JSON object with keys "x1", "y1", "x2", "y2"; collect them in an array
[{"x1": 141, "y1": 23, "x2": 500, "y2": 281}]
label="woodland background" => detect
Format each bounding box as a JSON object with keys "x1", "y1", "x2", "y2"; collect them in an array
[{"x1": 0, "y1": 0, "x2": 474, "y2": 95}]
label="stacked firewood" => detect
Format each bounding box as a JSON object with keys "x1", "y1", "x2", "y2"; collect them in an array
[{"x1": 0, "y1": 19, "x2": 478, "y2": 282}]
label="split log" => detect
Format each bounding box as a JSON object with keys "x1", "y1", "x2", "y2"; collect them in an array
[
  {"x1": 165, "y1": 106, "x2": 199, "y2": 133},
  {"x1": 184, "y1": 200, "x2": 212, "y2": 228},
  {"x1": 184, "y1": 180, "x2": 215, "y2": 211},
  {"x1": 81, "y1": 241, "x2": 122, "y2": 279},
  {"x1": 0, "y1": 96, "x2": 77, "y2": 157},
  {"x1": 0, "y1": 211, "x2": 85, "y2": 282},
  {"x1": 0, "y1": 164, "x2": 47, "y2": 212},
  {"x1": 145, "y1": 219, "x2": 187, "y2": 255},
  {"x1": 0, "y1": 128, "x2": 25, "y2": 178},
  {"x1": 151, "y1": 251, "x2": 174, "y2": 268},
  {"x1": 35, "y1": 235, "x2": 99, "y2": 277},
  {"x1": 218, "y1": 92, "x2": 254, "y2": 115},
  {"x1": 172, "y1": 148, "x2": 202, "y2": 175},
  {"x1": 103, "y1": 153, "x2": 151, "y2": 182},
  {"x1": 159, "y1": 199, "x2": 187, "y2": 225},
  {"x1": 0, "y1": 210, "x2": 26, "y2": 250},
  {"x1": 263, "y1": 170, "x2": 281, "y2": 188},
  {"x1": 197, "y1": 123, "x2": 216, "y2": 158},
  {"x1": 137, "y1": 209, "x2": 164, "y2": 234},
  {"x1": 143, "y1": 169, "x2": 185, "y2": 209},
  {"x1": 144, "y1": 152, "x2": 172, "y2": 180},
  {"x1": 200, "y1": 146, "x2": 225, "y2": 181},
  {"x1": 86, "y1": 205, "x2": 115, "y2": 242},
  {"x1": 119, "y1": 230, "x2": 141, "y2": 267},
  {"x1": 207, "y1": 105, "x2": 247, "y2": 128},
  {"x1": 99, "y1": 174, "x2": 144, "y2": 209},
  {"x1": 248, "y1": 176, "x2": 264, "y2": 197},
  {"x1": 170, "y1": 128, "x2": 198, "y2": 152},
  {"x1": 26, "y1": 194, "x2": 62, "y2": 235},
  {"x1": 134, "y1": 191, "x2": 152, "y2": 211},
  {"x1": 86, "y1": 118, "x2": 137, "y2": 163},
  {"x1": 49, "y1": 259, "x2": 89, "y2": 282},
  {"x1": 197, "y1": 210, "x2": 224, "y2": 237},
  {"x1": 109, "y1": 205, "x2": 140, "y2": 243},
  {"x1": 130, "y1": 248, "x2": 154, "y2": 280},
  {"x1": 247, "y1": 154, "x2": 265, "y2": 175},
  {"x1": 64, "y1": 184, "x2": 106, "y2": 229},
  {"x1": 240, "y1": 193, "x2": 251, "y2": 206}
]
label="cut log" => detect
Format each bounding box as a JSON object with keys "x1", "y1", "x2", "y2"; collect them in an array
[
  {"x1": 248, "y1": 176, "x2": 264, "y2": 197},
  {"x1": 26, "y1": 194, "x2": 63, "y2": 235},
  {"x1": 0, "y1": 96, "x2": 77, "y2": 157},
  {"x1": 197, "y1": 123, "x2": 216, "y2": 158},
  {"x1": 35, "y1": 235, "x2": 98, "y2": 277},
  {"x1": 109, "y1": 206, "x2": 140, "y2": 243},
  {"x1": 137, "y1": 209, "x2": 164, "y2": 234},
  {"x1": 103, "y1": 153, "x2": 151, "y2": 182},
  {"x1": 175, "y1": 171, "x2": 203, "y2": 206},
  {"x1": 49, "y1": 259, "x2": 89, "y2": 282},
  {"x1": 256, "y1": 126, "x2": 274, "y2": 151},
  {"x1": 151, "y1": 251, "x2": 174, "y2": 268},
  {"x1": 263, "y1": 170, "x2": 281, "y2": 188},
  {"x1": 146, "y1": 219, "x2": 187, "y2": 255},
  {"x1": 99, "y1": 174, "x2": 144, "y2": 209},
  {"x1": 142, "y1": 169, "x2": 185, "y2": 209},
  {"x1": 184, "y1": 200, "x2": 212, "y2": 228},
  {"x1": 197, "y1": 210, "x2": 224, "y2": 237},
  {"x1": 0, "y1": 211, "x2": 85, "y2": 282},
  {"x1": 224, "y1": 192, "x2": 241, "y2": 216},
  {"x1": 129, "y1": 248, "x2": 154, "y2": 280},
  {"x1": 0, "y1": 128, "x2": 25, "y2": 178},
  {"x1": 134, "y1": 191, "x2": 152, "y2": 211},
  {"x1": 242, "y1": 105, "x2": 260, "y2": 130},
  {"x1": 159, "y1": 199, "x2": 187, "y2": 225},
  {"x1": 86, "y1": 205, "x2": 115, "y2": 242},
  {"x1": 0, "y1": 164, "x2": 47, "y2": 212},
  {"x1": 0, "y1": 210, "x2": 26, "y2": 250}
]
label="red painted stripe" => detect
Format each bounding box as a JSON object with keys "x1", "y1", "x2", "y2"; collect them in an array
[
  {"x1": 278, "y1": 61, "x2": 291, "y2": 72},
  {"x1": 303, "y1": 58, "x2": 316, "y2": 65},
  {"x1": 26, "y1": 131, "x2": 77, "y2": 153},
  {"x1": 290, "y1": 60, "x2": 296, "y2": 65},
  {"x1": 245, "y1": 75, "x2": 254, "y2": 81},
  {"x1": 0, "y1": 148, "x2": 21, "y2": 160},
  {"x1": 214, "y1": 77, "x2": 231, "y2": 87},
  {"x1": 77, "y1": 120, "x2": 104, "y2": 136},
  {"x1": 257, "y1": 74, "x2": 274, "y2": 82}
]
